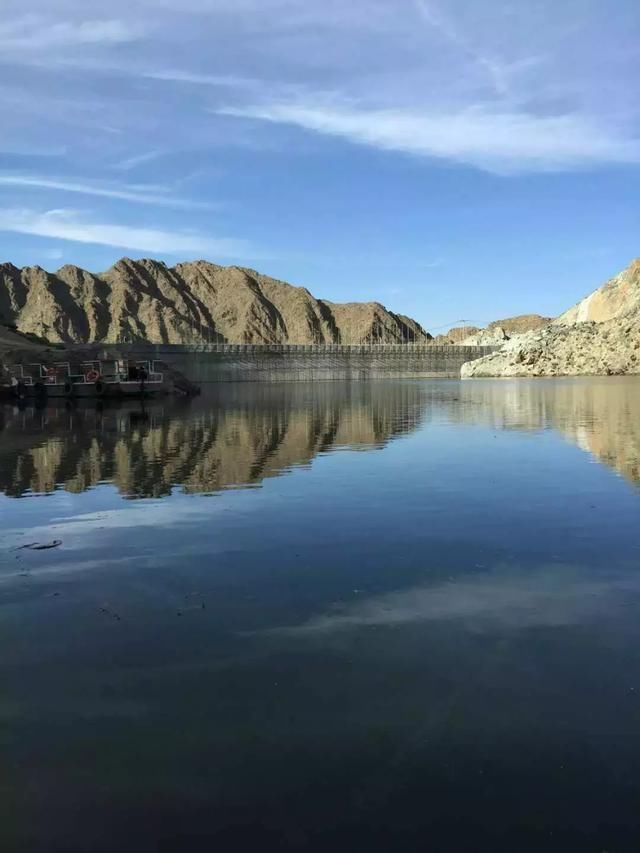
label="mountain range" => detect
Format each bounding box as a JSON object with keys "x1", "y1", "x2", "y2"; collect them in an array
[
  {"x1": 0, "y1": 258, "x2": 430, "y2": 346},
  {"x1": 2, "y1": 255, "x2": 639, "y2": 376}
]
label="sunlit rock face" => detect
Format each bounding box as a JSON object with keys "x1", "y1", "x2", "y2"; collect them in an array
[
  {"x1": 461, "y1": 312, "x2": 640, "y2": 378},
  {"x1": 556, "y1": 259, "x2": 640, "y2": 326},
  {"x1": 0, "y1": 259, "x2": 431, "y2": 346}
]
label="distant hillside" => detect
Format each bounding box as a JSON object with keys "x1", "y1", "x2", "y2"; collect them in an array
[
  {"x1": 0, "y1": 258, "x2": 431, "y2": 346},
  {"x1": 435, "y1": 314, "x2": 551, "y2": 345},
  {"x1": 432, "y1": 326, "x2": 481, "y2": 344},
  {"x1": 487, "y1": 314, "x2": 552, "y2": 335}
]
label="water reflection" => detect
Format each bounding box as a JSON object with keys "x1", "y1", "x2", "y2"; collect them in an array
[
  {"x1": 439, "y1": 377, "x2": 640, "y2": 484},
  {"x1": 3, "y1": 377, "x2": 640, "y2": 853},
  {"x1": 0, "y1": 383, "x2": 424, "y2": 499},
  {"x1": 1, "y1": 377, "x2": 639, "y2": 499}
]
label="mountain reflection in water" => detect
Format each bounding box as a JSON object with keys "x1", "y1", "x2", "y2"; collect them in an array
[
  {"x1": 0, "y1": 377, "x2": 639, "y2": 499},
  {"x1": 0, "y1": 382, "x2": 424, "y2": 499}
]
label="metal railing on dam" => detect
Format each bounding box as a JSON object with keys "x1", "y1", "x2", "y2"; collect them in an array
[{"x1": 84, "y1": 343, "x2": 498, "y2": 382}]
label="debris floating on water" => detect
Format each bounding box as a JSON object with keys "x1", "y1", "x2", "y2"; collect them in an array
[
  {"x1": 17, "y1": 540, "x2": 62, "y2": 551},
  {"x1": 99, "y1": 606, "x2": 121, "y2": 621}
]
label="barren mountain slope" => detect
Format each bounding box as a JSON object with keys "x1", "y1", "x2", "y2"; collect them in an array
[{"x1": 0, "y1": 259, "x2": 431, "y2": 345}]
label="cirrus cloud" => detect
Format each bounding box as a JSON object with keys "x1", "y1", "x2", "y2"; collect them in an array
[
  {"x1": 0, "y1": 208, "x2": 250, "y2": 256},
  {"x1": 0, "y1": 174, "x2": 215, "y2": 209},
  {"x1": 219, "y1": 102, "x2": 640, "y2": 174},
  {"x1": 0, "y1": 16, "x2": 141, "y2": 51}
]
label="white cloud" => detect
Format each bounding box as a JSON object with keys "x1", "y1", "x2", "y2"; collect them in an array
[
  {"x1": 0, "y1": 209, "x2": 249, "y2": 256},
  {"x1": 220, "y1": 102, "x2": 640, "y2": 173},
  {"x1": 0, "y1": 17, "x2": 140, "y2": 50},
  {"x1": 0, "y1": 174, "x2": 213, "y2": 209}
]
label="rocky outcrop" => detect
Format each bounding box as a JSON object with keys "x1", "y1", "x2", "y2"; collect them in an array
[
  {"x1": 460, "y1": 326, "x2": 509, "y2": 346},
  {"x1": 462, "y1": 259, "x2": 640, "y2": 378},
  {"x1": 0, "y1": 258, "x2": 431, "y2": 346},
  {"x1": 556, "y1": 259, "x2": 640, "y2": 325},
  {"x1": 461, "y1": 310, "x2": 640, "y2": 378},
  {"x1": 487, "y1": 314, "x2": 552, "y2": 335}
]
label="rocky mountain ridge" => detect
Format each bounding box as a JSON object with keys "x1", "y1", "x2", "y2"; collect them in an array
[{"x1": 0, "y1": 258, "x2": 431, "y2": 346}]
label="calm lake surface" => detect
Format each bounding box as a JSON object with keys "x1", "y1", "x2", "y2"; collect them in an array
[{"x1": 2, "y1": 377, "x2": 640, "y2": 852}]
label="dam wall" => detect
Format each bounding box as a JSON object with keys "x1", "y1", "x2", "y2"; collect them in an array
[{"x1": 88, "y1": 344, "x2": 498, "y2": 382}]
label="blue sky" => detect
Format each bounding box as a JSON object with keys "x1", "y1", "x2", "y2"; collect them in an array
[{"x1": 0, "y1": 0, "x2": 638, "y2": 330}]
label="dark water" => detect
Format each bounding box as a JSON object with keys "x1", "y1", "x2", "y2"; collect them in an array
[{"x1": 2, "y1": 378, "x2": 640, "y2": 852}]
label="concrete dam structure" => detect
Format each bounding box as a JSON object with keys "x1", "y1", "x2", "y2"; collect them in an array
[{"x1": 90, "y1": 344, "x2": 498, "y2": 382}]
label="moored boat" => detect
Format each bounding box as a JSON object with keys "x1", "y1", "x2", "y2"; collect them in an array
[
  {"x1": 32, "y1": 362, "x2": 74, "y2": 398},
  {"x1": 2, "y1": 359, "x2": 179, "y2": 403},
  {"x1": 70, "y1": 361, "x2": 113, "y2": 398},
  {"x1": 110, "y1": 360, "x2": 168, "y2": 398},
  {"x1": 1, "y1": 365, "x2": 36, "y2": 400}
]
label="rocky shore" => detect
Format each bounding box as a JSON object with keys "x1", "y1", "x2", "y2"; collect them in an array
[
  {"x1": 462, "y1": 258, "x2": 640, "y2": 378},
  {"x1": 462, "y1": 311, "x2": 640, "y2": 378}
]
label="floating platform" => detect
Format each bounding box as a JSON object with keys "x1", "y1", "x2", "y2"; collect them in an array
[{"x1": 1, "y1": 358, "x2": 200, "y2": 401}]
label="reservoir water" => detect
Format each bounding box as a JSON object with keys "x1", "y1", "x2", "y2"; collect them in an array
[{"x1": 2, "y1": 377, "x2": 640, "y2": 851}]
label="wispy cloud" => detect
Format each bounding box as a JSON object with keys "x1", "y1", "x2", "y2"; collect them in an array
[
  {"x1": 414, "y1": 0, "x2": 516, "y2": 97},
  {"x1": 0, "y1": 17, "x2": 141, "y2": 51},
  {"x1": 220, "y1": 102, "x2": 640, "y2": 173},
  {"x1": 113, "y1": 150, "x2": 165, "y2": 171},
  {"x1": 0, "y1": 209, "x2": 249, "y2": 257},
  {"x1": 0, "y1": 143, "x2": 68, "y2": 158},
  {"x1": 0, "y1": 174, "x2": 213, "y2": 209},
  {"x1": 142, "y1": 68, "x2": 259, "y2": 89}
]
